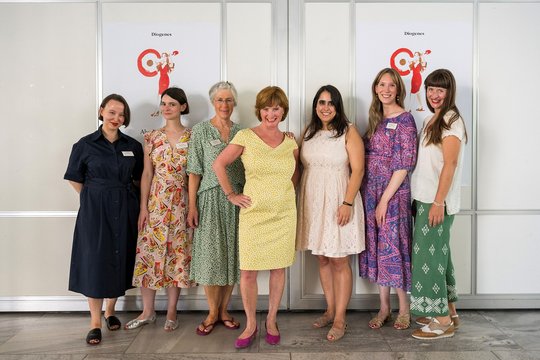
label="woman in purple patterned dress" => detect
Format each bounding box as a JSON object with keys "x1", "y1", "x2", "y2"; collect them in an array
[{"x1": 359, "y1": 68, "x2": 417, "y2": 330}]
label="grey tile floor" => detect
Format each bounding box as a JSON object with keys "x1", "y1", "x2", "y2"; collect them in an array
[{"x1": 0, "y1": 310, "x2": 539, "y2": 359}]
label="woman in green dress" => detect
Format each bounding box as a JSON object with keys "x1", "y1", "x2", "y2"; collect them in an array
[{"x1": 187, "y1": 81, "x2": 245, "y2": 336}]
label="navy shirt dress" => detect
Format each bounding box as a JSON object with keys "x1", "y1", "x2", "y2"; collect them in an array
[{"x1": 64, "y1": 127, "x2": 144, "y2": 298}]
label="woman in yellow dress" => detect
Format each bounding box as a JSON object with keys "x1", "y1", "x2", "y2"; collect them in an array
[{"x1": 213, "y1": 86, "x2": 299, "y2": 349}]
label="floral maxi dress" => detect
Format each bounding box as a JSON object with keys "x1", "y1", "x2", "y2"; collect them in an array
[{"x1": 132, "y1": 128, "x2": 195, "y2": 289}]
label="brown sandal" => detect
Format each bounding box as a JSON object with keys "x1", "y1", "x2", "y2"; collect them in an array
[
  {"x1": 369, "y1": 312, "x2": 392, "y2": 329},
  {"x1": 313, "y1": 314, "x2": 334, "y2": 328},
  {"x1": 393, "y1": 313, "x2": 411, "y2": 330},
  {"x1": 327, "y1": 323, "x2": 347, "y2": 342}
]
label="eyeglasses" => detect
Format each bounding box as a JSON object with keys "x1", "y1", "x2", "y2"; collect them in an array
[{"x1": 214, "y1": 98, "x2": 234, "y2": 104}]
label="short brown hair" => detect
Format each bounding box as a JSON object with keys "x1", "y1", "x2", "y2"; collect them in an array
[
  {"x1": 99, "y1": 94, "x2": 131, "y2": 127},
  {"x1": 254, "y1": 86, "x2": 289, "y2": 121},
  {"x1": 162, "y1": 87, "x2": 190, "y2": 115}
]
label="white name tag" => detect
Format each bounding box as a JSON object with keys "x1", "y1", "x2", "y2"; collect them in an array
[
  {"x1": 210, "y1": 139, "x2": 221, "y2": 146},
  {"x1": 386, "y1": 122, "x2": 397, "y2": 130},
  {"x1": 122, "y1": 151, "x2": 134, "y2": 157},
  {"x1": 176, "y1": 142, "x2": 188, "y2": 149}
]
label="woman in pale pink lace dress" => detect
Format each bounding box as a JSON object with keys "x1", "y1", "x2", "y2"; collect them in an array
[{"x1": 297, "y1": 85, "x2": 365, "y2": 342}]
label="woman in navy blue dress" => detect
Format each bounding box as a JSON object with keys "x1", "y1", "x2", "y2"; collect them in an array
[{"x1": 64, "y1": 94, "x2": 143, "y2": 345}]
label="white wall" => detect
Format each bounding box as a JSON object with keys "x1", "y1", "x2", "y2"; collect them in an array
[{"x1": 0, "y1": 0, "x2": 539, "y2": 311}]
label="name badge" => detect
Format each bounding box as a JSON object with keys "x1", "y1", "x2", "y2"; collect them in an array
[
  {"x1": 122, "y1": 151, "x2": 134, "y2": 157},
  {"x1": 210, "y1": 139, "x2": 221, "y2": 146},
  {"x1": 176, "y1": 142, "x2": 188, "y2": 149},
  {"x1": 386, "y1": 122, "x2": 397, "y2": 130}
]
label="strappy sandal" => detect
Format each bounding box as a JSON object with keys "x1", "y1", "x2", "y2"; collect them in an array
[
  {"x1": 327, "y1": 323, "x2": 347, "y2": 342},
  {"x1": 196, "y1": 320, "x2": 216, "y2": 336},
  {"x1": 164, "y1": 319, "x2": 179, "y2": 332},
  {"x1": 313, "y1": 314, "x2": 334, "y2": 328},
  {"x1": 393, "y1": 313, "x2": 411, "y2": 330},
  {"x1": 368, "y1": 312, "x2": 392, "y2": 329},
  {"x1": 220, "y1": 317, "x2": 240, "y2": 330}
]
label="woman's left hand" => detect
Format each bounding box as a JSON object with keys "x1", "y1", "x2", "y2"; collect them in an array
[
  {"x1": 428, "y1": 204, "x2": 445, "y2": 227},
  {"x1": 337, "y1": 205, "x2": 352, "y2": 226}
]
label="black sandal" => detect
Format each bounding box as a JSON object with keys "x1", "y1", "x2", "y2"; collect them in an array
[
  {"x1": 104, "y1": 315, "x2": 121, "y2": 331},
  {"x1": 86, "y1": 328, "x2": 102, "y2": 345}
]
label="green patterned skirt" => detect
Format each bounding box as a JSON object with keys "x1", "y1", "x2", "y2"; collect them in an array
[
  {"x1": 189, "y1": 185, "x2": 241, "y2": 286},
  {"x1": 410, "y1": 201, "x2": 458, "y2": 317}
]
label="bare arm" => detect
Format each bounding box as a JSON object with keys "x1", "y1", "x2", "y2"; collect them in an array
[
  {"x1": 68, "y1": 181, "x2": 83, "y2": 194},
  {"x1": 337, "y1": 126, "x2": 364, "y2": 226},
  {"x1": 187, "y1": 173, "x2": 201, "y2": 228},
  {"x1": 375, "y1": 169, "x2": 408, "y2": 226},
  {"x1": 137, "y1": 145, "x2": 154, "y2": 231},
  {"x1": 428, "y1": 135, "x2": 461, "y2": 227},
  {"x1": 212, "y1": 144, "x2": 251, "y2": 208}
]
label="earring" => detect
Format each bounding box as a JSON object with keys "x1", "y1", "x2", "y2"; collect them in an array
[{"x1": 396, "y1": 96, "x2": 400, "y2": 102}]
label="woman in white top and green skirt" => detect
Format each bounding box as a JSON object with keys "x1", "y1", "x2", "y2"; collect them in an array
[{"x1": 410, "y1": 69, "x2": 467, "y2": 340}]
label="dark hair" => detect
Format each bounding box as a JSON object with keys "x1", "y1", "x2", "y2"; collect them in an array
[
  {"x1": 423, "y1": 69, "x2": 468, "y2": 145},
  {"x1": 304, "y1": 85, "x2": 349, "y2": 141},
  {"x1": 366, "y1": 68, "x2": 406, "y2": 139},
  {"x1": 161, "y1": 87, "x2": 190, "y2": 114},
  {"x1": 254, "y1": 86, "x2": 289, "y2": 121},
  {"x1": 99, "y1": 94, "x2": 131, "y2": 127}
]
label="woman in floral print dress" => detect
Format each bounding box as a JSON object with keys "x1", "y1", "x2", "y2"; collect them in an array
[{"x1": 126, "y1": 87, "x2": 195, "y2": 332}]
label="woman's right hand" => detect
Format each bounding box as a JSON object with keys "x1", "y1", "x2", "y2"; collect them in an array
[
  {"x1": 228, "y1": 193, "x2": 252, "y2": 208},
  {"x1": 138, "y1": 207, "x2": 149, "y2": 232},
  {"x1": 187, "y1": 207, "x2": 199, "y2": 228}
]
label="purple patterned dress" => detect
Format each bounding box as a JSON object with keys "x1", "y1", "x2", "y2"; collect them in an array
[{"x1": 359, "y1": 112, "x2": 417, "y2": 291}]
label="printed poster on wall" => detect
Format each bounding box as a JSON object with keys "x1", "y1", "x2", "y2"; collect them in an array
[
  {"x1": 102, "y1": 19, "x2": 220, "y2": 143},
  {"x1": 356, "y1": 3, "x2": 473, "y2": 188}
]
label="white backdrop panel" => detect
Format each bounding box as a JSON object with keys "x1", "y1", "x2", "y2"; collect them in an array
[
  {"x1": 227, "y1": 2, "x2": 273, "y2": 130},
  {"x1": 477, "y1": 3, "x2": 540, "y2": 210},
  {"x1": 477, "y1": 215, "x2": 540, "y2": 294},
  {"x1": 0, "y1": 3, "x2": 97, "y2": 211},
  {"x1": 304, "y1": 2, "x2": 352, "y2": 130}
]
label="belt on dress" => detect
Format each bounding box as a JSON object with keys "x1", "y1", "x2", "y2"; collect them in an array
[{"x1": 84, "y1": 178, "x2": 133, "y2": 191}]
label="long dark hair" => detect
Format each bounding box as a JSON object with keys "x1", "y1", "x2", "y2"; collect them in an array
[
  {"x1": 304, "y1": 85, "x2": 349, "y2": 141},
  {"x1": 423, "y1": 69, "x2": 468, "y2": 145}
]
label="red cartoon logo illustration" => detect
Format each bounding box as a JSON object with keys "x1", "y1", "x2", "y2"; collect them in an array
[
  {"x1": 390, "y1": 48, "x2": 431, "y2": 112},
  {"x1": 137, "y1": 49, "x2": 180, "y2": 116}
]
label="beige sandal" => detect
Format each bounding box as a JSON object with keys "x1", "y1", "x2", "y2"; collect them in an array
[
  {"x1": 368, "y1": 312, "x2": 392, "y2": 329},
  {"x1": 313, "y1": 314, "x2": 334, "y2": 328},
  {"x1": 327, "y1": 323, "x2": 347, "y2": 342},
  {"x1": 393, "y1": 313, "x2": 411, "y2": 330}
]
